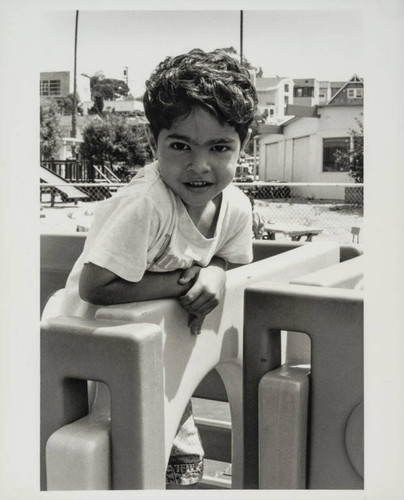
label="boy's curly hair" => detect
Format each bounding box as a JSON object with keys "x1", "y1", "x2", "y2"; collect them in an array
[{"x1": 143, "y1": 48, "x2": 258, "y2": 144}]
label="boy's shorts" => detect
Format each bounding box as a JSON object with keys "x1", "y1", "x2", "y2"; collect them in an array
[{"x1": 166, "y1": 400, "x2": 204, "y2": 486}]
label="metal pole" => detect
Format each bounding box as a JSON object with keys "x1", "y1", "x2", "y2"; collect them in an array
[
  {"x1": 253, "y1": 136, "x2": 258, "y2": 181},
  {"x1": 240, "y1": 10, "x2": 243, "y2": 66},
  {"x1": 71, "y1": 10, "x2": 79, "y2": 141}
]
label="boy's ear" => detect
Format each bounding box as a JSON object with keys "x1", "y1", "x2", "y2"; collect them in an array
[
  {"x1": 146, "y1": 126, "x2": 158, "y2": 158},
  {"x1": 240, "y1": 128, "x2": 252, "y2": 154}
]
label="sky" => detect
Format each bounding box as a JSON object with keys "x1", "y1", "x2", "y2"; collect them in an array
[{"x1": 40, "y1": 9, "x2": 364, "y2": 98}]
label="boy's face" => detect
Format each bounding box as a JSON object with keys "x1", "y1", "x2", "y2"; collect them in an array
[{"x1": 151, "y1": 106, "x2": 248, "y2": 209}]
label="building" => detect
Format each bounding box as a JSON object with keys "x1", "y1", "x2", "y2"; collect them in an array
[
  {"x1": 319, "y1": 81, "x2": 331, "y2": 104},
  {"x1": 327, "y1": 74, "x2": 363, "y2": 105},
  {"x1": 293, "y1": 78, "x2": 320, "y2": 107},
  {"x1": 80, "y1": 97, "x2": 144, "y2": 115},
  {"x1": 40, "y1": 71, "x2": 70, "y2": 107},
  {"x1": 258, "y1": 75, "x2": 364, "y2": 199},
  {"x1": 255, "y1": 76, "x2": 295, "y2": 124}
]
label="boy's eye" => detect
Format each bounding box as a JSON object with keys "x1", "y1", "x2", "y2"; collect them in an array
[
  {"x1": 212, "y1": 145, "x2": 230, "y2": 152},
  {"x1": 171, "y1": 142, "x2": 190, "y2": 151}
]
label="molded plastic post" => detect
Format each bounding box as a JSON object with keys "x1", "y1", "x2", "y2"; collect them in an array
[
  {"x1": 41, "y1": 317, "x2": 165, "y2": 490},
  {"x1": 243, "y1": 283, "x2": 363, "y2": 489}
]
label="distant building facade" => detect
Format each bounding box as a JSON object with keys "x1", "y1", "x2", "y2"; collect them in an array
[
  {"x1": 258, "y1": 75, "x2": 364, "y2": 199},
  {"x1": 293, "y1": 78, "x2": 320, "y2": 107},
  {"x1": 80, "y1": 98, "x2": 144, "y2": 115},
  {"x1": 40, "y1": 71, "x2": 70, "y2": 107},
  {"x1": 255, "y1": 76, "x2": 295, "y2": 124}
]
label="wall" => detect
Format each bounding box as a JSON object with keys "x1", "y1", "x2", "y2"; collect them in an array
[
  {"x1": 40, "y1": 72, "x2": 70, "y2": 100},
  {"x1": 256, "y1": 79, "x2": 294, "y2": 122},
  {"x1": 81, "y1": 99, "x2": 144, "y2": 115},
  {"x1": 330, "y1": 83, "x2": 363, "y2": 106},
  {"x1": 258, "y1": 106, "x2": 363, "y2": 200}
]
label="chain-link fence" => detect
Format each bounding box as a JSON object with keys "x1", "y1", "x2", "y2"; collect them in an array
[{"x1": 40, "y1": 181, "x2": 364, "y2": 244}]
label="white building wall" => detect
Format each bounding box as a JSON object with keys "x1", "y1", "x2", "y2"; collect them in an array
[{"x1": 258, "y1": 106, "x2": 363, "y2": 199}]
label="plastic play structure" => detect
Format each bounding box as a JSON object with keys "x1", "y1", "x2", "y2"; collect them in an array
[{"x1": 40, "y1": 233, "x2": 363, "y2": 490}]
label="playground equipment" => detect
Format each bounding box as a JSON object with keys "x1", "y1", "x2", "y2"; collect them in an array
[
  {"x1": 40, "y1": 166, "x2": 88, "y2": 204},
  {"x1": 243, "y1": 256, "x2": 364, "y2": 489},
  {"x1": 40, "y1": 233, "x2": 363, "y2": 490},
  {"x1": 40, "y1": 165, "x2": 114, "y2": 204}
]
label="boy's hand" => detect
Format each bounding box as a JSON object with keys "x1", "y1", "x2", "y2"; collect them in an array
[
  {"x1": 178, "y1": 265, "x2": 201, "y2": 287},
  {"x1": 179, "y1": 265, "x2": 227, "y2": 335}
]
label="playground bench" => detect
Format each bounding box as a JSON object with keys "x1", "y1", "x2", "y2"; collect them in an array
[{"x1": 264, "y1": 222, "x2": 323, "y2": 241}]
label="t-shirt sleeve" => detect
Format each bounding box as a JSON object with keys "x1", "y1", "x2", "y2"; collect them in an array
[
  {"x1": 84, "y1": 196, "x2": 158, "y2": 282},
  {"x1": 216, "y1": 192, "x2": 253, "y2": 264}
]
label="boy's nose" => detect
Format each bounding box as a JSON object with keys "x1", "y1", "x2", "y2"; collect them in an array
[{"x1": 187, "y1": 153, "x2": 210, "y2": 174}]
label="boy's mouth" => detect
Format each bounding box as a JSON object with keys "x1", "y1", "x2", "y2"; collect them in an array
[{"x1": 184, "y1": 181, "x2": 213, "y2": 188}]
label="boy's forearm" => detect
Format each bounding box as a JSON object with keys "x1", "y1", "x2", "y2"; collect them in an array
[
  {"x1": 209, "y1": 256, "x2": 228, "y2": 271},
  {"x1": 82, "y1": 270, "x2": 194, "y2": 306}
]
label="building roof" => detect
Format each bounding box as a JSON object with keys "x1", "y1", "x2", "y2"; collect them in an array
[
  {"x1": 327, "y1": 74, "x2": 364, "y2": 104},
  {"x1": 330, "y1": 81, "x2": 346, "y2": 88},
  {"x1": 255, "y1": 77, "x2": 288, "y2": 90},
  {"x1": 293, "y1": 78, "x2": 316, "y2": 87}
]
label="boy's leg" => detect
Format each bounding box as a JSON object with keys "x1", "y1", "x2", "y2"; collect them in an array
[{"x1": 165, "y1": 400, "x2": 204, "y2": 487}]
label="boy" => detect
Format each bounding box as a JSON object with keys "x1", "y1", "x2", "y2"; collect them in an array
[{"x1": 60, "y1": 48, "x2": 258, "y2": 488}]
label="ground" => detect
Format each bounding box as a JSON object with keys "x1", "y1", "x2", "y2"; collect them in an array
[{"x1": 40, "y1": 197, "x2": 364, "y2": 245}]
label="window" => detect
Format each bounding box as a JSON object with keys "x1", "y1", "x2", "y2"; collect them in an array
[
  {"x1": 40, "y1": 80, "x2": 49, "y2": 96},
  {"x1": 285, "y1": 84, "x2": 289, "y2": 92},
  {"x1": 347, "y1": 87, "x2": 363, "y2": 99},
  {"x1": 49, "y1": 80, "x2": 61, "y2": 96},
  {"x1": 294, "y1": 87, "x2": 314, "y2": 98},
  {"x1": 40, "y1": 79, "x2": 61, "y2": 97},
  {"x1": 284, "y1": 96, "x2": 289, "y2": 105},
  {"x1": 322, "y1": 137, "x2": 350, "y2": 172}
]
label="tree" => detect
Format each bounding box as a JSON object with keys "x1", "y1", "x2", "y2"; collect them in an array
[
  {"x1": 61, "y1": 92, "x2": 82, "y2": 115},
  {"x1": 89, "y1": 94, "x2": 104, "y2": 115},
  {"x1": 89, "y1": 72, "x2": 130, "y2": 100},
  {"x1": 79, "y1": 115, "x2": 152, "y2": 175},
  {"x1": 40, "y1": 98, "x2": 62, "y2": 160},
  {"x1": 334, "y1": 117, "x2": 364, "y2": 183},
  {"x1": 87, "y1": 72, "x2": 130, "y2": 116}
]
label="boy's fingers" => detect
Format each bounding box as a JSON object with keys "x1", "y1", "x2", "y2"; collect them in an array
[
  {"x1": 183, "y1": 296, "x2": 218, "y2": 316},
  {"x1": 194, "y1": 301, "x2": 217, "y2": 316},
  {"x1": 189, "y1": 314, "x2": 204, "y2": 335},
  {"x1": 179, "y1": 282, "x2": 204, "y2": 305},
  {"x1": 178, "y1": 267, "x2": 199, "y2": 284},
  {"x1": 180, "y1": 292, "x2": 206, "y2": 310}
]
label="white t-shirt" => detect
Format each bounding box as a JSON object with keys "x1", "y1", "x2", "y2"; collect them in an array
[{"x1": 60, "y1": 161, "x2": 253, "y2": 318}]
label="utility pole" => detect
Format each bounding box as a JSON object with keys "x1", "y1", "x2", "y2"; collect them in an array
[
  {"x1": 71, "y1": 10, "x2": 79, "y2": 143},
  {"x1": 124, "y1": 66, "x2": 128, "y2": 86},
  {"x1": 240, "y1": 10, "x2": 243, "y2": 66}
]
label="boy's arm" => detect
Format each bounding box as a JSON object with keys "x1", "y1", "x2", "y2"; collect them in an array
[
  {"x1": 79, "y1": 262, "x2": 196, "y2": 306},
  {"x1": 179, "y1": 256, "x2": 227, "y2": 334}
]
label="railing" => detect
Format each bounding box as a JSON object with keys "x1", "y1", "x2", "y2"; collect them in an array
[
  {"x1": 40, "y1": 181, "x2": 364, "y2": 244},
  {"x1": 41, "y1": 160, "x2": 122, "y2": 182}
]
